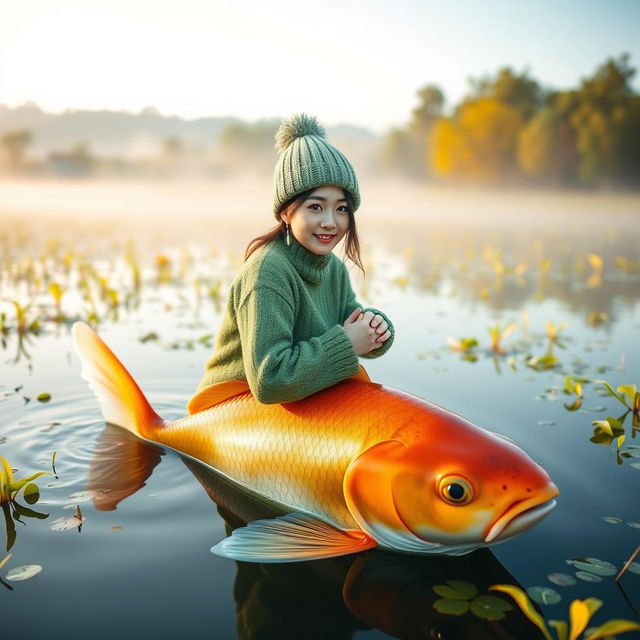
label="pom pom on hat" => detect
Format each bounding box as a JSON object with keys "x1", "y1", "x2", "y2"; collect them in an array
[{"x1": 274, "y1": 113, "x2": 326, "y2": 154}]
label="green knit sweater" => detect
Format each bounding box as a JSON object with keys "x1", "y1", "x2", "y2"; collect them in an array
[{"x1": 196, "y1": 233, "x2": 394, "y2": 404}]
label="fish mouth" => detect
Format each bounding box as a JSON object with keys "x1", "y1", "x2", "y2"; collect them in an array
[{"x1": 485, "y1": 487, "x2": 559, "y2": 543}]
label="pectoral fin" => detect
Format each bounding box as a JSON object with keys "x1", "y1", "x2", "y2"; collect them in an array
[{"x1": 210, "y1": 512, "x2": 376, "y2": 563}]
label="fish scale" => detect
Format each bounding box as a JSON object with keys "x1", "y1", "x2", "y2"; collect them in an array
[{"x1": 149, "y1": 385, "x2": 387, "y2": 528}]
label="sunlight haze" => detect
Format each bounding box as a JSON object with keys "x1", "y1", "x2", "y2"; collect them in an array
[{"x1": 1, "y1": 0, "x2": 639, "y2": 132}]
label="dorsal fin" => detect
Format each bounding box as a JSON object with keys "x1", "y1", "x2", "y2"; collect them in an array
[{"x1": 187, "y1": 381, "x2": 251, "y2": 414}]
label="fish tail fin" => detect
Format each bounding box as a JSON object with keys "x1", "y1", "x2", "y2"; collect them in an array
[{"x1": 72, "y1": 322, "x2": 164, "y2": 437}]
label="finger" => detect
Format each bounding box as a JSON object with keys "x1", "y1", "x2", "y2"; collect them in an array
[
  {"x1": 375, "y1": 321, "x2": 388, "y2": 334},
  {"x1": 361, "y1": 310, "x2": 375, "y2": 324},
  {"x1": 375, "y1": 330, "x2": 391, "y2": 343},
  {"x1": 346, "y1": 307, "x2": 362, "y2": 323},
  {"x1": 370, "y1": 314, "x2": 383, "y2": 328}
]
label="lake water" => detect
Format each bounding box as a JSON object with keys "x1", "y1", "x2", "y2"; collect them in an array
[{"x1": 1, "y1": 180, "x2": 639, "y2": 639}]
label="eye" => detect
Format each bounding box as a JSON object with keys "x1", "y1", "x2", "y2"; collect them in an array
[
  {"x1": 308, "y1": 203, "x2": 322, "y2": 211},
  {"x1": 337, "y1": 206, "x2": 349, "y2": 214},
  {"x1": 438, "y1": 476, "x2": 474, "y2": 505}
]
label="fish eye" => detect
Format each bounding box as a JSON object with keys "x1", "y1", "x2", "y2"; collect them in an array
[{"x1": 438, "y1": 476, "x2": 474, "y2": 505}]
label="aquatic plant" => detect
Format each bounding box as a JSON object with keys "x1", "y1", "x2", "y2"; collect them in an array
[
  {"x1": 490, "y1": 584, "x2": 640, "y2": 640},
  {"x1": 596, "y1": 381, "x2": 640, "y2": 428},
  {"x1": 488, "y1": 322, "x2": 518, "y2": 354},
  {"x1": 48, "y1": 282, "x2": 65, "y2": 321},
  {"x1": 587, "y1": 312, "x2": 608, "y2": 327},
  {"x1": 586, "y1": 253, "x2": 603, "y2": 289},
  {"x1": 432, "y1": 580, "x2": 512, "y2": 620},
  {"x1": 1, "y1": 457, "x2": 49, "y2": 551},
  {"x1": 546, "y1": 321, "x2": 568, "y2": 346},
  {"x1": 564, "y1": 376, "x2": 587, "y2": 411},
  {"x1": 526, "y1": 351, "x2": 560, "y2": 371},
  {"x1": 155, "y1": 253, "x2": 172, "y2": 284},
  {"x1": 1, "y1": 300, "x2": 40, "y2": 336},
  {"x1": 447, "y1": 337, "x2": 478, "y2": 353},
  {"x1": 0, "y1": 457, "x2": 47, "y2": 504}
]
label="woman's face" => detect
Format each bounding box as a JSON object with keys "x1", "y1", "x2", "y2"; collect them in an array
[{"x1": 281, "y1": 185, "x2": 350, "y2": 256}]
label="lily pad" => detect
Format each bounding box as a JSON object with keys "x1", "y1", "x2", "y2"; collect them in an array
[
  {"x1": 526, "y1": 586, "x2": 561, "y2": 605},
  {"x1": 630, "y1": 462, "x2": 640, "y2": 470},
  {"x1": 433, "y1": 580, "x2": 478, "y2": 600},
  {"x1": 23, "y1": 483, "x2": 40, "y2": 505},
  {"x1": 469, "y1": 595, "x2": 512, "y2": 621},
  {"x1": 433, "y1": 599, "x2": 469, "y2": 616},
  {"x1": 601, "y1": 516, "x2": 623, "y2": 525},
  {"x1": 547, "y1": 573, "x2": 576, "y2": 586},
  {"x1": 624, "y1": 562, "x2": 640, "y2": 575},
  {"x1": 626, "y1": 521, "x2": 640, "y2": 529},
  {"x1": 568, "y1": 557, "x2": 617, "y2": 576},
  {"x1": 6, "y1": 564, "x2": 42, "y2": 581},
  {"x1": 537, "y1": 420, "x2": 556, "y2": 426},
  {"x1": 575, "y1": 571, "x2": 602, "y2": 583}
]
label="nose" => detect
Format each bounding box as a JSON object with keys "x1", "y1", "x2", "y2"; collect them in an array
[{"x1": 320, "y1": 210, "x2": 337, "y2": 229}]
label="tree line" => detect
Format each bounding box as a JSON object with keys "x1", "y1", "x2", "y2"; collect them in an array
[{"x1": 382, "y1": 54, "x2": 639, "y2": 188}]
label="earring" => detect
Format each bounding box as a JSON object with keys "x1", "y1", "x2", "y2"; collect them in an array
[{"x1": 285, "y1": 223, "x2": 291, "y2": 246}]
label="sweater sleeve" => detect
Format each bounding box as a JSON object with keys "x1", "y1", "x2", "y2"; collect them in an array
[
  {"x1": 341, "y1": 267, "x2": 395, "y2": 360},
  {"x1": 237, "y1": 285, "x2": 360, "y2": 404}
]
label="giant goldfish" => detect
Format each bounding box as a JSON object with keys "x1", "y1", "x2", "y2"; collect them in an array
[{"x1": 72, "y1": 321, "x2": 558, "y2": 562}]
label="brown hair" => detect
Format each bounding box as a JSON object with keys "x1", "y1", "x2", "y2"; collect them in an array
[{"x1": 244, "y1": 187, "x2": 364, "y2": 274}]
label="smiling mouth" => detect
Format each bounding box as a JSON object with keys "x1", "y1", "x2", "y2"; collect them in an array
[{"x1": 314, "y1": 234, "x2": 336, "y2": 241}]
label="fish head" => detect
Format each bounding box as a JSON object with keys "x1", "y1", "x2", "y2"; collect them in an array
[{"x1": 344, "y1": 430, "x2": 558, "y2": 554}]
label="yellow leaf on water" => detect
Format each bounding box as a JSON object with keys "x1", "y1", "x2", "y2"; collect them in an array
[
  {"x1": 489, "y1": 585, "x2": 552, "y2": 640},
  {"x1": 584, "y1": 619, "x2": 640, "y2": 640},
  {"x1": 549, "y1": 620, "x2": 568, "y2": 640},
  {"x1": 568, "y1": 598, "x2": 600, "y2": 640}
]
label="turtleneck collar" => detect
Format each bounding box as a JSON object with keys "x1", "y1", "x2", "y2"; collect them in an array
[{"x1": 275, "y1": 233, "x2": 331, "y2": 284}]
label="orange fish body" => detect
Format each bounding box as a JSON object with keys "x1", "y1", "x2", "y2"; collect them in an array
[{"x1": 73, "y1": 322, "x2": 559, "y2": 562}]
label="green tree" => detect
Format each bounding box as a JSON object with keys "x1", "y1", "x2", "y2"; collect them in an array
[
  {"x1": 467, "y1": 67, "x2": 543, "y2": 121},
  {"x1": 381, "y1": 84, "x2": 445, "y2": 179},
  {"x1": 569, "y1": 54, "x2": 636, "y2": 186}
]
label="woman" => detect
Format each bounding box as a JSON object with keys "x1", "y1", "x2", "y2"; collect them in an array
[{"x1": 195, "y1": 113, "x2": 394, "y2": 404}]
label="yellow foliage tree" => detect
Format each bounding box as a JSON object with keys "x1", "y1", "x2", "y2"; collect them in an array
[{"x1": 430, "y1": 98, "x2": 523, "y2": 182}]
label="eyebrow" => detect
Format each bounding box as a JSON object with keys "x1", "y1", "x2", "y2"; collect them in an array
[{"x1": 307, "y1": 195, "x2": 347, "y2": 203}]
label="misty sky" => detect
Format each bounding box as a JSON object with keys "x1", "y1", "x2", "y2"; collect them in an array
[{"x1": 1, "y1": 0, "x2": 638, "y2": 133}]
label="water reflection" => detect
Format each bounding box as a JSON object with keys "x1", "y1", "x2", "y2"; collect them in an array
[
  {"x1": 376, "y1": 218, "x2": 640, "y2": 321},
  {"x1": 86, "y1": 425, "x2": 545, "y2": 640}
]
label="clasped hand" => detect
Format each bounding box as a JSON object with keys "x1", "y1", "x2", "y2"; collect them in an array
[{"x1": 342, "y1": 308, "x2": 391, "y2": 355}]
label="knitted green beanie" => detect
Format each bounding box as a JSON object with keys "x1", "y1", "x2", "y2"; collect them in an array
[{"x1": 272, "y1": 114, "x2": 361, "y2": 216}]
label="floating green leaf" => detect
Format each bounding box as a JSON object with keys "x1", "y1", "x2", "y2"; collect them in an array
[
  {"x1": 433, "y1": 599, "x2": 469, "y2": 616},
  {"x1": 433, "y1": 580, "x2": 478, "y2": 600},
  {"x1": 23, "y1": 483, "x2": 39, "y2": 505},
  {"x1": 527, "y1": 586, "x2": 561, "y2": 605},
  {"x1": 575, "y1": 572, "x2": 602, "y2": 583},
  {"x1": 548, "y1": 573, "x2": 577, "y2": 587},
  {"x1": 567, "y1": 558, "x2": 617, "y2": 577},
  {"x1": 469, "y1": 595, "x2": 512, "y2": 621},
  {"x1": 601, "y1": 516, "x2": 622, "y2": 525}
]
